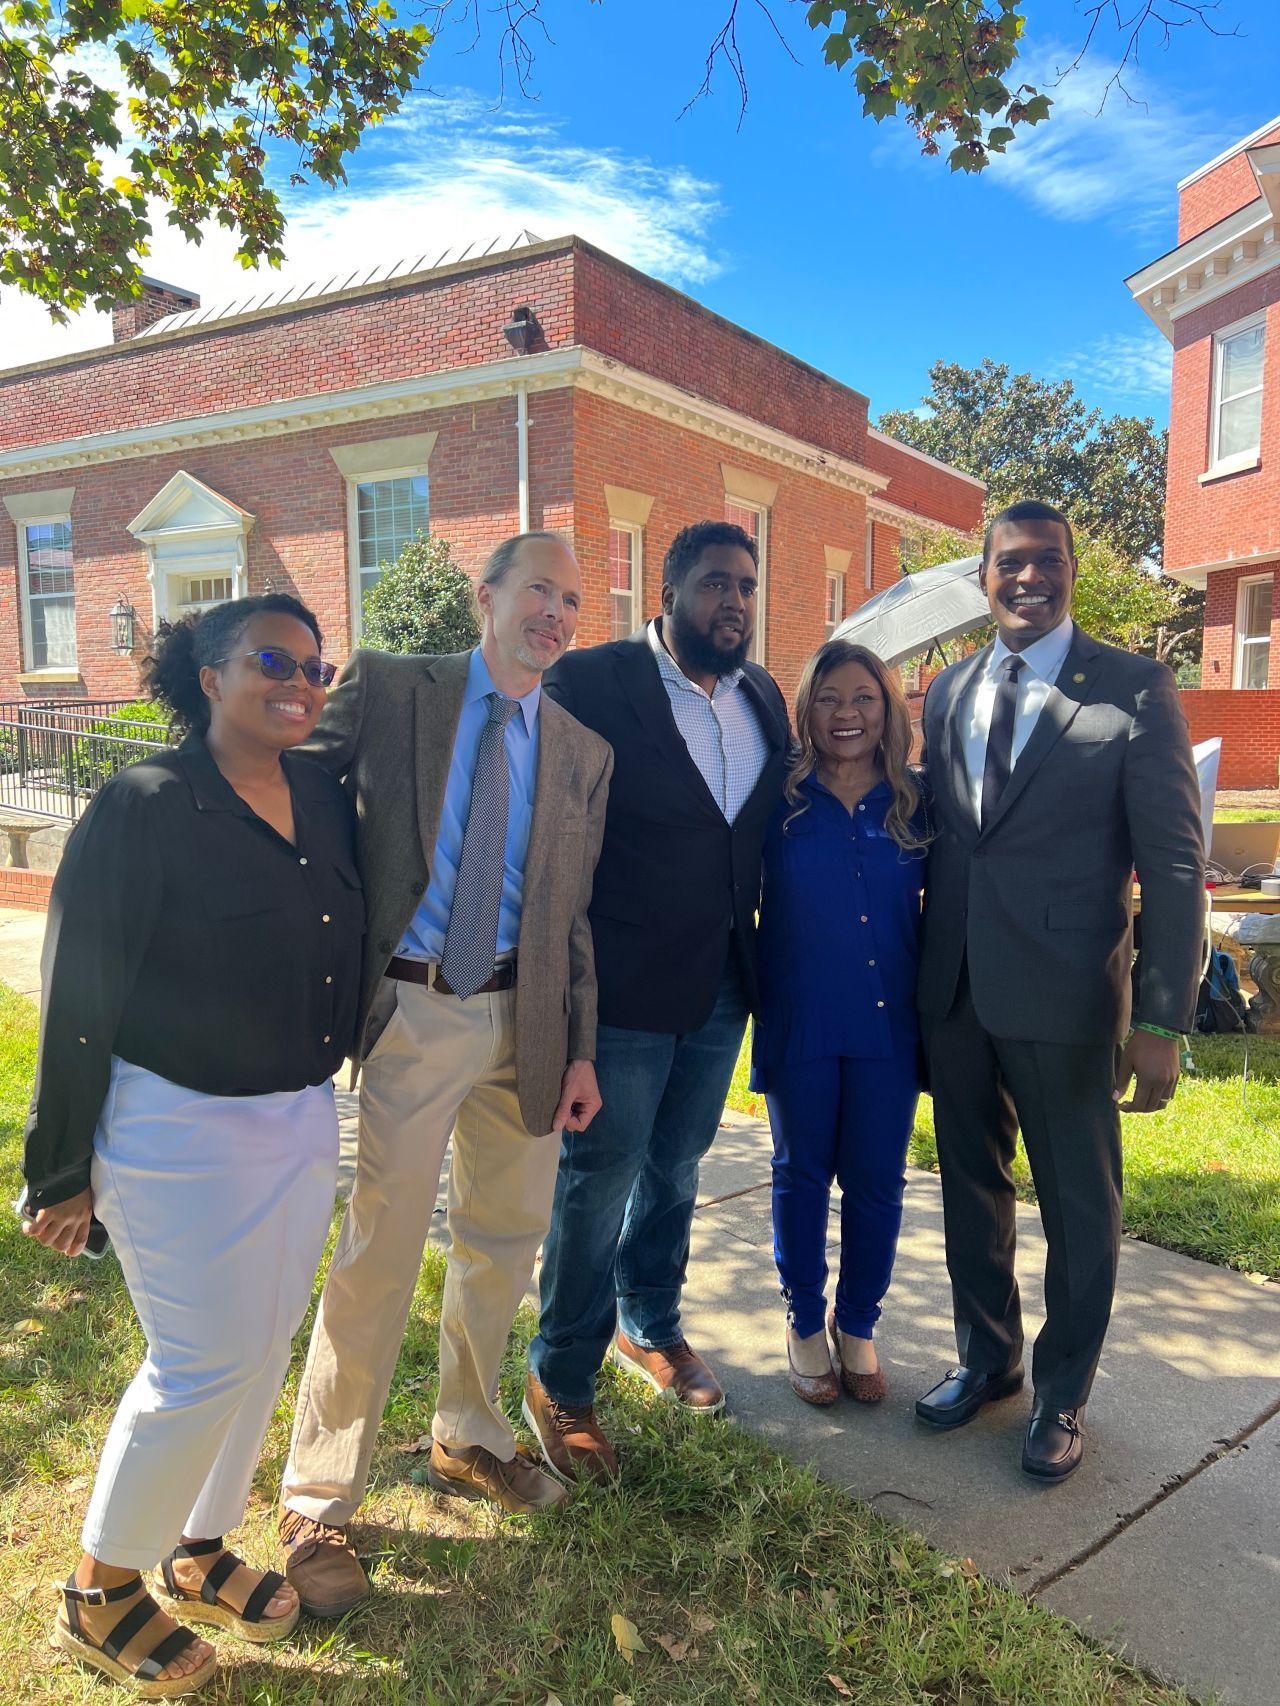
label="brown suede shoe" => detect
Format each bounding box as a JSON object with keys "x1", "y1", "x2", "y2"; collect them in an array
[
  {"x1": 278, "y1": 1509, "x2": 370, "y2": 1619},
  {"x1": 425, "y1": 1440, "x2": 568, "y2": 1513},
  {"x1": 522, "y1": 1371, "x2": 620, "y2": 1484},
  {"x1": 614, "y1": 1331, "x2": 725, "y2": 1413},
  {"x1": 827, "y1": 1310, "x2": 887, "y2": 1404}
]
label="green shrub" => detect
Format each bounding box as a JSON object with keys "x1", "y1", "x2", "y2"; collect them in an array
[
  {"x1": 68, "y1": 699, "x2": 175, "y2": 794},
  {"x1": 361, "y1": 533, "x2": 481, "y2": 656}
]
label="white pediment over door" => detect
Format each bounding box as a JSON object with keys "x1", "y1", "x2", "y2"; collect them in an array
[{"x1": 127, "y1": 471, "x2": 256, "y2": 623}]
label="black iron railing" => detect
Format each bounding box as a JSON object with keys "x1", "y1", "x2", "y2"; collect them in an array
[{"x1": 0, "y1": 701, "x2": 177, "y2": 821}]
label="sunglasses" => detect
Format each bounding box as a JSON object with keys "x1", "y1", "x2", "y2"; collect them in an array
[{"x1": 217, "y1": 649, "x2": 338, "y2": 688}]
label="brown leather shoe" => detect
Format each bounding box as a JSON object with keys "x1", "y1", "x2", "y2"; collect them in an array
[
  {"x1": 827, "y1": 1311, "x2": 886, "y2": 1404},
  {"x1": 787, "y1": 1325, "x2": 839, "y2": 1406},
  {"x1": 278, "y1": 1508, "x2": 369, "y2": 1619},
  {"x1": 425, "y1": 1440, "x2": 568, "y2": 1513},
  {"x1": 522, "y1": 1371, "x2": 620, "y2": 1484},
  {"x1": 614, "y1": 1331, "x2": 725, "y2": 1412}
]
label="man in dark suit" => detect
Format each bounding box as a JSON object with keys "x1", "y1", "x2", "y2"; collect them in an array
[
  {"x1": 915, "y1": 499, "x2": 1205, "y2": 1480},
  {"x1": 523, "y1": 520, "x2": 789, "y2": 1479}
]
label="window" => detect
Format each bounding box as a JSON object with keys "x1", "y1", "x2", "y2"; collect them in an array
[
  {"x1": 20, "y1": 517, "x2": 76, "y2": 670},
  {"x1": 1235, "y1": 574, "x2": 1272, "y2": 688},
  {"x1": 864, "y1": 519, "x2": 874, "y2": 591},
  {"x1": 354, "y1": 473, "x2": 429, "y2": 623},
  {"x1": 608, "y1": 523, "x2": 642, "y2": 641},
  {"x1": 724, "y1": 499, "x2": 767, "y2": 664},
  {"x1": 1212, "y1": 319, "x2": 1265, "y2": 469},
  {"x1": 824, "y1": 570, "x2": 845, "y2": 638},
  {"x1": 178, "y1": 573, "x2": 234, "y2": 612}
]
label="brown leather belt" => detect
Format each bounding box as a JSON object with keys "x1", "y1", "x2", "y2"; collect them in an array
[{"x1": 387, "y1": 955, "x2": 517, "y2": 995}]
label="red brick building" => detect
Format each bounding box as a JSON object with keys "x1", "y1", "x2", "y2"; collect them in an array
[
  {"x1": 0, "y1": 234, "x2": 982, "y2": 710},
  {"x1": 1128, "y1": 117, "x2": 1280, "y2": 786}
]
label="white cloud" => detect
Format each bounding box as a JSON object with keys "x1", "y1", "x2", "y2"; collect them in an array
[
  {"x1": 1063, "y1": 329, "x2": 1173, "y2": 406},
  {"x1": 0, "y1": 87, "x2": 724, "y2": 375},
  {"x1": 982, "y1": 47, "x2": 1238, "y2": 230}
]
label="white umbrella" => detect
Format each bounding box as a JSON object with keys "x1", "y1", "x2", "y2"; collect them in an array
[{"x1": 832, "y1": 555, "x2": 989, "y2": 667}]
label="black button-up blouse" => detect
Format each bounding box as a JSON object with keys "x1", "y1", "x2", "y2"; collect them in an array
[{"x1": 23, "y1": 737, "x2": 364, "y2": 1210}]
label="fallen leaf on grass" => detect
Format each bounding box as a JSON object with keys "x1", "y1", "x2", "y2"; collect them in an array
[
  {"x1": 611, "y1": 1613, "x2": 647, "y2": 1663},
  {"x1": 1245, "y1": 1272, "x2": 1271, "y2": 1287},
  {"x1": 398, "y1": 1434, "x2": 433, "y2": 1454},
  {"x1": 827, "y1": 1675, "x2": 854, "y2": 1698},
  {"x1": 654, "y1": 1632, "x2": 695, "y2": 1661},
  {"x1": 14, "y1": 1319, "x2": 42, "y2": 1335},
  {"x1": 959, "y1": 1557, "x2": 980, "y2": 1580},
  {"x1": 888, "y1": 1549, "x2": 910, "y2": 1572},
  {"x1": 544, "y1": 1696, "x2": 563, "y2": 1705},
  {"x1": 819, "y1": 1587, "x2": 838, "y2": 1613},
  {"x1": 612, "y1": 1696, "x2": 634, "y2": 1705},
  {"x1": 687, "y1": 1609, "x2": 715, "y2": 1634}
]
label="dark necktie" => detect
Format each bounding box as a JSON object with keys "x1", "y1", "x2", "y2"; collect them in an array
[
  {"x1": 439, "y1": 693, "x2": 518, "y2": 998},
  {"x1": 981, "y1": 656, "x2": 1025, "y2": 827}
]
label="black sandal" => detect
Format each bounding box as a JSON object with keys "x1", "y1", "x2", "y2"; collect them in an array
[
  {"x1": 52, "y1": 1573, "x2": 216, "y2": 1698},
  {"x1": 157, "y1": 1537, "x2": 299, "y2": 1643}
]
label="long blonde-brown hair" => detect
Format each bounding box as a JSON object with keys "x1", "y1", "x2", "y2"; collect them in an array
[{"x1": 785, "y1": 640, "x2": 928, "y2": 850}]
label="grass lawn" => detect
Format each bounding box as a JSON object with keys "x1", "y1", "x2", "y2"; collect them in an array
[
  {"x1": 0, "y1": 981, "x2": 1193, "y2": 1705},
  {"x1": 730, "y1": 1030, "x2": 1280, "y2": 1281},
  {"x1": 1212, "y1": 809, "x2": 1280, "y2": 824}
]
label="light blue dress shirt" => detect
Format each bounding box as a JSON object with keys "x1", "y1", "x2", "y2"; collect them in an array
[{"x1": 397, "y1": 648, "x2": 541, "y2": 962}]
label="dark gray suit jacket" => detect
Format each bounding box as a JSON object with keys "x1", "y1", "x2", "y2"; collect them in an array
[
  {"x1": 918, "y1": 625, "x2": 1205, "y2": 1045},
  {"x1": 304, "y1": 648, "x2": 613, "y2": 1136}
]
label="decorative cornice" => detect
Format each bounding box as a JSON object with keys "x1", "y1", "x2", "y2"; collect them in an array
[
  {"x1": 0, "y1": 344, "x2": 910, "y2": 503},
  {"x1": 866, "y1": 426, "x2": 987, "y2": 491},
  {"x1": 1163, "y1": 547, "x2": 1280, "y2": 590}
]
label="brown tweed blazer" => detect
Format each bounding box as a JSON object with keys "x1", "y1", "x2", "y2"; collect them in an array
[{"x1": 304, "y1": 647, "x2": 613, "y2": 1136}]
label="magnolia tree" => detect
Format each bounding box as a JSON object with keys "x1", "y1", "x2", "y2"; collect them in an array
[{"x1": 360, "y1": 533, "x2": 481, "y2": 656}]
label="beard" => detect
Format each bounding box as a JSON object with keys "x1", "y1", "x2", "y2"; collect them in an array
[{"x1": 667, "y1": 605, "x2": 750, "y2": 678}]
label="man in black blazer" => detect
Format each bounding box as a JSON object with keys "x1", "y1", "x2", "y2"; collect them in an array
[
  {"x1": 916, "y1": 500, "x2": 1205, "y2": 1480},
  {"x1": 524, "y1": 520, "x2": 789, "y2": 1479}
]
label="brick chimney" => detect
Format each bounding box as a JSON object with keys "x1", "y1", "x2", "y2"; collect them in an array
[{"x1": 111, "y1": 276, "x2": 201, "y2": 342}]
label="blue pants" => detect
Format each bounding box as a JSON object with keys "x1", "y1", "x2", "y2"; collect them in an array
[
  {"x1": 765, "y1": 1048, "x2": 919, "y2": 1342},
  {"x1": 530, "y1": 961, "x2": 749, "y2": 1406}
]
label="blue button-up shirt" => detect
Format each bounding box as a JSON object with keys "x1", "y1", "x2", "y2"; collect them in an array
[
  {"x1": 397, "y1": 648, "x2": 541, "y2": 962},
  {"x1": 750, "y1": 775, "x2": 926, "y2": 1085}
]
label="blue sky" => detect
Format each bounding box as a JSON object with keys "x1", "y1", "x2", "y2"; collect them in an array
[{"x1": 5, "y1": 0, "x2": 1279, "y2": 429}]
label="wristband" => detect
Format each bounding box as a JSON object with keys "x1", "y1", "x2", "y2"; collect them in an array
[{"x1": 1133, "y1": 1022, "x2": 1184, "y2": 1042}]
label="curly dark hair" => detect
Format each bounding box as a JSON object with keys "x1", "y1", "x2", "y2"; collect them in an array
[
  {"x1": 141, "y1": 593, "x2": 323, "y2": 734},
  {"x1": 662, "y1": 521, "x2": 758, "y2": 589}
]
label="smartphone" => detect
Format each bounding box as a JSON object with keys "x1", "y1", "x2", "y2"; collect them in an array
[{"x1": 13, "y1": 1185, "x2": 110, "y2": 1259}]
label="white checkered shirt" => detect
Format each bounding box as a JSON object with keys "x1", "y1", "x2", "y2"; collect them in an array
[{"x1": 647, "y1": 619, "x2": 771, "y2": 823}]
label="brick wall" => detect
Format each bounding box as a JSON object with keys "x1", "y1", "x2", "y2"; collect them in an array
[
  {"x1": 1165, "y1": 272, "x2": 1280, "y2": 576},
  {"x1": 1180, "y1": 686, "x2": 1280, "y2": 788},
  {"x1": 863, "y1": 434, "x2": 985, "y2": 533},
  {"x1": 1177, "y1": 122, "x2": 1280, "y2": 244},
  {"x1": 0, "y1": 867, "x2": 53, "y2": 910},
  {"x1": 1199, "y1": 561, "x2": 1279, "y2": 689}
]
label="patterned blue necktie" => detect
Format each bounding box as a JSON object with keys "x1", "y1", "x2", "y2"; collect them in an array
[{"x1": 439, "y1": 693, "x2": 519, "y2": 998}]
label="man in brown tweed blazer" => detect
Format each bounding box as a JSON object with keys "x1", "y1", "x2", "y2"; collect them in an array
[{"x1": 277, "y1": 532, "x2": 612, "y2": 1616}]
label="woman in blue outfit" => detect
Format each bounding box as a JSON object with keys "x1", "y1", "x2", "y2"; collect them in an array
[{"x1": 751, "y1": 639, "x2": 928, "y2": 1406}]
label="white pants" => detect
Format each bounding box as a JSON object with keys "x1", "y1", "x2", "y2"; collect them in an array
[{"x1": 81, "y1": 1058, "x2": 338, "y2": 1569}]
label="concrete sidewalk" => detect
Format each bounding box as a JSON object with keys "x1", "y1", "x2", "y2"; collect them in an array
[{"x1": 4, "y1": 905, "x2": 1278, "y2": 1704}]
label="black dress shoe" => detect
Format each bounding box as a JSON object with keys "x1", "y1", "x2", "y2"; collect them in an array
[
  {"x1": 1022, "y1": 1403, "x2": 1085, "y2": 1481},
  {"x1": 915, "y1": 1363, "x2": 1024, "y2": 1430}
]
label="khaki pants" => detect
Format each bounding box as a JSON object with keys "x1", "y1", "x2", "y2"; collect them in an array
[{"x1": 282, "y1": 974, "x2": 560, "y2": 1524}]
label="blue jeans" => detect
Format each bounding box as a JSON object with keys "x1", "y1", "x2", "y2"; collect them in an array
[
  {"x1": 529, "y1": 959, "x2": 749, "y2": 1406},
  {"x1": 765, "y1": 1047, "x2": 918, "y2": 1341}
]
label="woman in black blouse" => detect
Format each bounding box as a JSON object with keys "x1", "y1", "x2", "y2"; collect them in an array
[{"x1": 23, "y1": 594, "x2": 362, "y2": 1697}]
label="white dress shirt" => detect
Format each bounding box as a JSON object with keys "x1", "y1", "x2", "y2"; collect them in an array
[
  {"x1": 647, "y1": 618, "x2": 770, "y2": 823},
  {"x1": 961, "y1": 615, "x2": 1074, "y2": 820}
]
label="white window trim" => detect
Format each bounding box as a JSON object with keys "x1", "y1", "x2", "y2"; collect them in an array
[
  {"x1": 724, "y1": 498, "x2": 768, "y2": 665},
  {"x1": 15, "y1": 507, "x2": 76, "y2": 675},
  {"x1": 864, "y1": 520, "x2": 874, "y2": 591},
  {"x1": 607, "y1": 520, "x2": 643, "y2": 640},
  {"x1": 824, "y1": 569, "x2": 845, "y2": 638},
  {"x1": 345, "y1": 462, "x2": 430, "y2": 641},
  {"x1": 1234, "y1": 571, "x2": 1273, "y2": 689},
  {"x1": 1209, "y1": 311, "x2": 1266, "y2": 475}
]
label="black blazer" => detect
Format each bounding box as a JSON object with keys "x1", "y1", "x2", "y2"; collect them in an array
[
  {"x1": 918, "y1": 624, "x2": 1205, "y2": 1045},
  {"x1": 544, "y1": 627, "x2": 789, "y2": 1032}
]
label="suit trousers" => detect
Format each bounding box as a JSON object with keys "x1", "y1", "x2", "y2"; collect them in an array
[
  {"x1": 81, "y1": 1059, "x2": 338, "y2": 1569},
  {"x1": 282, "y1": 974, "x2": 561, "y2": 1524},
  {"x1": 921, "y1": 969, "x2": 1122, "y2": 1411}
]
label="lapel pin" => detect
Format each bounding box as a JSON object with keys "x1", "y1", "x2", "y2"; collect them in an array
[{"x1": 1072, "y1": 672, "x2": 1085, "y2": 684}]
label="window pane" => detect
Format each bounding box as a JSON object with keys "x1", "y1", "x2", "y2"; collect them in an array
[
  {"x1": 608, "y1": 528, "x2": 633, "y2": 593},
  {"x1": 30, "y1": 594, "x2": 77, "y2": 668},
  {"x1": 825, "y1": 571, "x2": 843, "y2": 626},
  {"x1": 1243, "y1": 579, "x2": 1273, "y2": 640},
  {"x1": 725, "y1": 501, "x2": 759, "y2": 541},
  {"x1": 25, "y1": 521, "x2": 75, "y2": 667},
  {"x1": 1219, "y1": 391, "x2": 1264, "y2": 460},
  {"x1": 356, "y1": 473, "x2": 430, "y2": 595},
  {"x1": 1221, "y1": 324, "x2": 1265, "y2": 401},
  {"x1": 611, "y1": 590, "x2": 634, "y2": 642},
  {"x1": 1242, "y1": 637, "x2": 1270, "y2": 689}
]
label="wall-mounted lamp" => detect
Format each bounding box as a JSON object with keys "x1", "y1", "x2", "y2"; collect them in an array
[
  {"x1": 109, "y1": 592, "x2": 136, "y2": 656},
  {"x1": 503, "y1": 305, "x2": 539, "y2": 355}
]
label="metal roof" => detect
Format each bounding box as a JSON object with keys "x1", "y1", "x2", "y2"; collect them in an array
[{"x1": 133, "y1": 229, "x2": 547, "y2": 339}]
